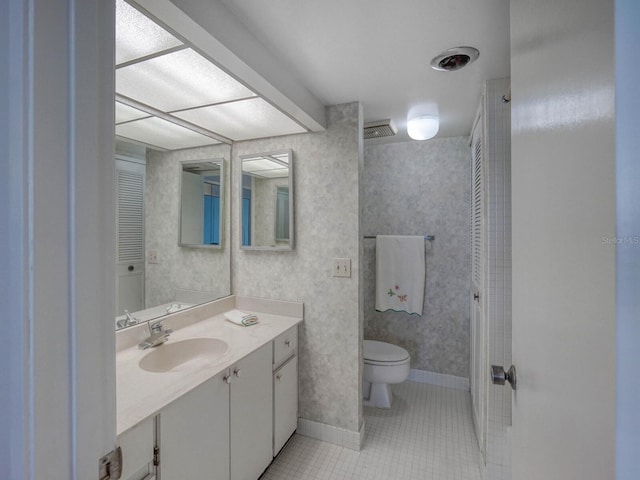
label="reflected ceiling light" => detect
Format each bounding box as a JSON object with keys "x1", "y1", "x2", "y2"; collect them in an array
[{"x1": 407, "y1": 115, "x2": 439, "y2": 140}]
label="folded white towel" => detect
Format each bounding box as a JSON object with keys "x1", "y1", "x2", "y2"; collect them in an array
[
  {"x1": 224, "y1": 309, "x2": 259, "y2": 326},
  {"x1": 375, "y1": 235, "x2": 425, "y2": 316}
]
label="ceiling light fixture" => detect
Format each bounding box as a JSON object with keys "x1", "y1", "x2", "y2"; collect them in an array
[
  {"x1": 430, "y1": 46, "x2": 480, "y2": 72},
  {"x1": 407, "y1": 115, "x2": 439, "y2": 141}
]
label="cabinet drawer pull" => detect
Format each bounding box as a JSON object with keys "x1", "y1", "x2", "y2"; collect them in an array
[
  {"x1": 276, "y1": 373, "x2": 282, "y2": 381},
  {"x1": 223, "y1": 374, "x2": 232, "y2": 384},
  {"x1": 233, "y1": 368, "x2": 241, "y2": 378},
  {"x1": 284, "y1": 339, "x2": 291, "y2": 347}
]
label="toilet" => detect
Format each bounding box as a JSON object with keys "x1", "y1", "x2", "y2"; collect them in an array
[{"x1": 363, "y1": 340, "x2": 411, "y2": 408}]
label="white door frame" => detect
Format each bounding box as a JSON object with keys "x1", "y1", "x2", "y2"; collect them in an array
[
  {"x1": 0, "y1": 0, "x2": 116, "y2": 478},
  {"x1": 615, "y1": 1, "x2": 640, "y2": 477}
]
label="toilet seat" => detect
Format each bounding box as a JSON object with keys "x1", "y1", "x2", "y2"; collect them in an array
[{"x1": 364, "y1": 340, "x2": 410, "y2": 365}]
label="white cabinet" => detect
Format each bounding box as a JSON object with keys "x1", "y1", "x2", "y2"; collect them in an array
[
  {"x1": 121, "y1": 325, "x2": 299, "y2": 480},
  {"x1": 159, "y1": 370, "x2": 230, "y2": 480},
  {"x1": 273, "y1": 325, "x2": 298, "y2": 457},
  {"x1": 118, "y1": 417, "x2": 155, "y2": 480},
  {"x1": 273, "y1": 355, "x2": 298, "y2": 456},
  {"x1": 230, "y1": 343, "x2": 273, "y2": 480}
]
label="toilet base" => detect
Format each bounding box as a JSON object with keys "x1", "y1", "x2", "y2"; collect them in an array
[{"x1": 362, "y1": 381, "x2": 393, "y2": 409}]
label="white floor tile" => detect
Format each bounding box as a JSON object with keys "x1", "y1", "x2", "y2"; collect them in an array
[{"x1": 261, "y1": 381, "x2": 484, "y2": 480}]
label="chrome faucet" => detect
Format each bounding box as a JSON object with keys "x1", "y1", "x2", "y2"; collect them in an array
[
  {"x1": 116, "y1": 310, "x2": 139, "y2": 329},
  {"x1": 138, "y1": 320, "x2": 173, "y2": 350}
]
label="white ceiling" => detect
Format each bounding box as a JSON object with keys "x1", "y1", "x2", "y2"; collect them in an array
[
  {"x1": 218, "y1": 0, "x2": 511, "y2": 143},
  {"x1": 122, "y1": 0, "x2": 510, "y2": 148}
]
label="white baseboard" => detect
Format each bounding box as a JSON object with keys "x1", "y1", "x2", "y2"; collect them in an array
[
  {"x1": 408, "y1": 369, "x2": 469, "y2": 391},
  {"x1": 297, "y1": 418, "x2": 365, "y2": 451}
]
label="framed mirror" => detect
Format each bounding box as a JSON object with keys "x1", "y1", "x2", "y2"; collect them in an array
[
  {"x1": 240, "y1": 150, "x2": 294, "y2": 251},
  {"x1": 179, "y1": 159, "x2": 224, "y2": 248}
]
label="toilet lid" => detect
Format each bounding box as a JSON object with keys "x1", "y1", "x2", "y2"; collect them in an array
[{"x1": 364, "y1": 340, "x2": 410, "y2": 363}]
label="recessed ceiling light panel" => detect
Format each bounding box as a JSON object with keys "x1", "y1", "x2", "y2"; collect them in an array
[{"x1": 430, "y1": 46, "x2": 480, "y2": 72}]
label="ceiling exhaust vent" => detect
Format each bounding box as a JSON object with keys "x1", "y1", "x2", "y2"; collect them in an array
[{"x1": 363, "y1": 119, "x2": 397, "y2": 140}]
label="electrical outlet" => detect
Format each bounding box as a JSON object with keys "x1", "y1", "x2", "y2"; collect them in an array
[
  {"x1": 332, "y1": 258, "x2": 351, "y2": 278},
  {"x1": 148, "y1": 250, "x2": 159, "y2": 264}
]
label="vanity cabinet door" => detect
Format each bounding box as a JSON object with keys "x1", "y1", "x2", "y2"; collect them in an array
[
  {"x1": 118, "y1": 416, "x2": 155, "y2": 480},
  {"x1": 230, "y1": 343, "x2": 273, "y2": 480},
  {"x1": 273, "y1": 354, "x2": 298, "y2": 456},
  {"x1": 159, "y1": 371, "x2": 230, "y2": 480}
]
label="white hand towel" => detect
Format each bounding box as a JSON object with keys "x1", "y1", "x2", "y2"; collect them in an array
[
  {"x1": 224, "y1": 309, "x2": 259, "y2": 326},
  {"x1": 375, "y1": 235, "x2": 425, "y2": 316}
]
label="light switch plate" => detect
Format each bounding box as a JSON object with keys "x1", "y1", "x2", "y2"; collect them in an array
[
  {"x1": 332, "y1": 258, "x2": 351, "y2": 278},
  {"x1": 148, "y1": 250, "x2": 159, "y2": 264}
]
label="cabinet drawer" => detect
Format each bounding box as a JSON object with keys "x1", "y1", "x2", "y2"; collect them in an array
[{"x1": 273, "y1": 325, "x2": 297, "y2": 370}]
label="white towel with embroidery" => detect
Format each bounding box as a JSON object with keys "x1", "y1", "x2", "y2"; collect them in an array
[
  {"x1": 375, "y1": 235, "x2": 425, "y2": 316},
  {"x1": 224, "y1": 309, "x2": 259, "y2": 326}
]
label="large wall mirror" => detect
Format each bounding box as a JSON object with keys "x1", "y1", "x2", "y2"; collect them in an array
[
  {"x1": 115, "y1": 142, "x2": 231, "y2": 330},
  {"x1": 179, "y1": 159, "x2": 224, "y2": 248},
  {"x1": 240, "y1": 150, "x2": 294, "y2": 251}
]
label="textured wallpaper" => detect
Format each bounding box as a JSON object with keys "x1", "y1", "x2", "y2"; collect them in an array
[
  {"x1": 232, "y1": 103, "x2": 363, "y2": 432},
  {"x1": 145, "y1": 144, "x2": 232, "y2": 308},
  {"x1": 363, "y1": 137, "x2": 471, "y2": 377}
]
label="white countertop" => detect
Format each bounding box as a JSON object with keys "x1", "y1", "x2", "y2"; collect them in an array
[{"x1": 116, "y1": 296, "x2": 303, "y2": 436}]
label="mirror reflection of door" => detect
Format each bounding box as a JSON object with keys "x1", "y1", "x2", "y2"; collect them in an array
[
  {"x1": 179, "y1": 160, "x2": 223, "y2": 247},
  {"x1": 115, "y1": 157, "x2": 145, "y2": 316},
  {"x1": 275, "y1": 186, "x2": 289, "y2": 242},
  {"x1": 203, "y1": 178, "x2": 220, "y2": 245},
  {"x1": 242, "y1": 174, "x2": 252, "y2": 246}
]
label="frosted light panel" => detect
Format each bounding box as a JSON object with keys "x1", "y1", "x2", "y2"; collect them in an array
[
  {"x1": 115, "y1": 0, "x2": 183, "y2": 65},
  {"x1": 174, "y1": 98, "x2": 306, "y2": 141},
  {"x1": 242, "y1": 158, "x2": 289, "y2": 178},
  {"x1": 115, "y1": 102, "x2": 149, "y2": 124},
  {"x1": 116, "y1": 49, "x2": 255, "y2": 111},
  {"x1": 116, "y1": 117, "x2": 220, "y2": 150}
]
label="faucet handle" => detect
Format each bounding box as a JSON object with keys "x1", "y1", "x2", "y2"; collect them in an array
[{"x1": 150, "y1": 321, "x2": 164, "y2": 334}]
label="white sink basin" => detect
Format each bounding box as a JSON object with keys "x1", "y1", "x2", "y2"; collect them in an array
[{"x1": 139, "y1": 338, "x2": 229, "y2": 373}]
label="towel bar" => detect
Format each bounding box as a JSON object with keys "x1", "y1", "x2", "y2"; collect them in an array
[{"x1": 364, "y1": 235, "x2": 435, "y2": 241}]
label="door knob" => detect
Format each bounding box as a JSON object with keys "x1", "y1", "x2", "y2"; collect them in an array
[{"x1": 491, "y1": 364, "x2": 517, "y2": 390}]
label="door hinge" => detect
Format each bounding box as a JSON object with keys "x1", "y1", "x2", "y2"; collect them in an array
[
  {"x1": 98, "y1": 446, "x2": 122, "y2": 480},
  {"x1": 153, "y1": 445, "x2": 160, "y2": 467}
]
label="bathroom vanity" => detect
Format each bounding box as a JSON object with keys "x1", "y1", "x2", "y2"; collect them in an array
[{"x1": 115, "y1": 295, "x2": 302, "y2": 480}]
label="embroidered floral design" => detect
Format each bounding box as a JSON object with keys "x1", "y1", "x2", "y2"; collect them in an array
[{"x1": 387, "y1": 285, "x2": 408, "y2": 303}]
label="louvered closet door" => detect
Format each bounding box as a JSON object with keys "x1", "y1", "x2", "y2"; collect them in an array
[
  {"x1": 470, "y1": 114, "x2": 488, "y2": 460},
  {"x1": 116, "y1": 158, "x2": 145, "y2": 316}
]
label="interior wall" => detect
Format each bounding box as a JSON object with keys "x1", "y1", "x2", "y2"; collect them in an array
[
  {"x1": 232, "y1": 102, "x2": 362, "y2": 433},
  {"x1": 145, "y1": 144, "x2": 231, "y2": 306},
  {"x1": 363, "y1": 137, "x2": 471, "y2": 378}
]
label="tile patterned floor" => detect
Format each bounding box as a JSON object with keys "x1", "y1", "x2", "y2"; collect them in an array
[{"x1": 261, "y1": 381, "x2": 484, "y2": 480}]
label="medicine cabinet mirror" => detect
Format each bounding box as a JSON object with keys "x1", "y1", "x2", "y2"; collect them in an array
[
  {"x1": 240, "y1": 150, "x2": 294, "y2": 251},
  {"x1": 179, "y1": 159, "x2": 224, "y2": 248}
]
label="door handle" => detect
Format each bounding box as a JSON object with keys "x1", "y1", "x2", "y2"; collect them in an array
[
  {"x1": 473, "y1": 292, "x2": 479, "y2": 301},
  {"x1": 491, "y1": 364, "x2": 517, "y2": 390}
]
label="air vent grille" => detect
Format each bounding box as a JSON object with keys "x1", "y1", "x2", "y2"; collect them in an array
[{"x1": 363, "y1": 119, "x2": 397, "y2": 140}]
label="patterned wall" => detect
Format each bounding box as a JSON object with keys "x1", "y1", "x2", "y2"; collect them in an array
[
  {"x1": 363, "y1": 137, "x2": 471, "y2": 377},
  {"x1": 232, "y1": 103, "x2": 363, "y2": 433}
]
